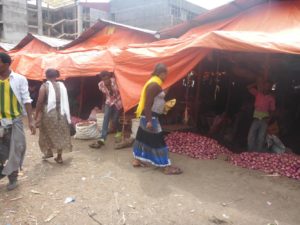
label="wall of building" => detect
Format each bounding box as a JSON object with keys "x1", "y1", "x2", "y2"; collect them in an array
[
  {"x1": 110, "y1": 0, "x2": 206, "y2": 31},
  {"x1": 1, "y1": 0, "x2": 28, "y2": 43}
]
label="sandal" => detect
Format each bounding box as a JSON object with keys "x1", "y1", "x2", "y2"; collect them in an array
[
  {"x1": 42, "y1": 154, "x2": 54, "y2": 160},
  {"x1": 89, "y1": 140, "x2": 104, "y2": 149},
  {"x1": 54, "y1": 157, "x2": 63, "y2": 164},
  {"x1": 164, "y1": 166, "x2": 183, "y2": 175},
  {"x1": 132, "y1": 159, "x2": 148, "y2": 168}
]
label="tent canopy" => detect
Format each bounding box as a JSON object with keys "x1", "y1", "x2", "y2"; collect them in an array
[
  {"x1": 113, "y1": 0, "x2": 300, "y2": 111},
  {"x1": 61, "y1": 19, "x2": 158, "y2": 51},
  {"x1": 10, "y1": 0, "x2": 300, "y2": 112}
]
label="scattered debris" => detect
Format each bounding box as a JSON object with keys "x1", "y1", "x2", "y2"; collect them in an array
[
  {"x1": 209, "y1": 216, "x2": 228, "y2": 224},
  {"x1": 118, "y1": 212, "x2": 126, "y2": 225},
  {"x1": 64, "y1": 197, "x2": 76, "y2": 204},
  {"x1": 10, "y1": 196, "x2": 23, "y2": 201},
  {"x1": 114, "y1": 192, "x2": 120, "y2": 214},
  {"x1": 267, "y1": 201, "x2": 272, "y2": 206},
  {"x1": 173, "y1": 194, "x2": 184, "y2": 197},
  {"x1": 44, "y1": 211, "x2": 60, "y2": 222},
  {"x1": 87, "y1": 211, "x2": 103, "y2": 225},
  {"x1": 263, "y1": 173, "x2": 280, "y2": 177},
  {"x1": 101, "y1": 171, "x2": 119, "y2": 182},
  {"x1": 30, "y1": 190, "x2": 42, "y2": 195},
  {"x1": 222, "y1": 214, "x2": 230, "y2": 219},
  {"x1": 221, "y1": 198, "x2": 244, "y2": 207},
  {"x1": 267, "y1": 220, "x2": 279, "y2": 225},
  {"x1": 190, "y1": 210, "x2": 195, "y2": 213},
  {"x1": 81, "y1": 177, "x2": 87, "y2": 181},
  {"x1": 127, "y1": 204, "x2": 135, "y2": 209}
]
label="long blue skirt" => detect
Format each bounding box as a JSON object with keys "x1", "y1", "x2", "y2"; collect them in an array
[{"x1": 133, "y1": 116, "x2": 171, "y2": 167}]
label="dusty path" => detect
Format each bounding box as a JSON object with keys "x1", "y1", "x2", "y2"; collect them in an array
[{"x1": 0, "y1": 128, "x2": 300, "y2": 225}]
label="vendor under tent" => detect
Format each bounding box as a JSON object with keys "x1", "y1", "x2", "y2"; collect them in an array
[
  {"x1": 7, "y1": 0, "x2": 300, "y2": 153},
  {"x1": 113, "y1": 0, "x2": 300, "y2": 111},
  {"x1": 110, "y1": 0, "x2": 300, "y2": 153}
]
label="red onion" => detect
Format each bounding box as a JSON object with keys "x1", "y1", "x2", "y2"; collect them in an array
[
  {"x1": 165, "y1": 132, "x2": 232, "y2": 160},
  {"x1": 229, "y1": 152, "x2": 300, "y2": 180},
  {"x1": 165, "y1": 132, "x2": 300, "y2": 180}
]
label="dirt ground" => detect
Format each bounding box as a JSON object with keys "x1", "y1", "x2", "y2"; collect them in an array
[{"x1": 0, "y1": 128, "x2": 300, "y2": 225}]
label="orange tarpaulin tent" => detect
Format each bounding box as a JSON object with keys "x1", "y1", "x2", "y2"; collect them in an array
[
  {"x1": 10, "y1": 20, "x2": 157, "y2": 80},
  {"x1": 62, "y1": 19, "x2": 158, "y2": 52},
  {"x1": 9, "y1": 1, "x2": 300, "y2": 112},
  {"x1": 113, "y1": 0, "x2": 300, "y2": 111},
  {"x1": 10, "y1": 34, "x2": 71, "y2": 77}
]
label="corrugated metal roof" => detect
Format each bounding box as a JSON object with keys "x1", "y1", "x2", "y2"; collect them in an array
[
  {"x1": 159, "y1": 0, "x2": 267, "y2": 38},
  {"x1": 32, "y1": 34, "x2": 71, "y2": 47},
  {"x1": 100, "y1": 19, "x2": 158, "y2": 36},
  {"x1": 12, "y1": 33, "x2": 71, "y2": 51},
  {"x1": 62, "y1": 19, "x2": 159, "y2": 49},
  {"x1": 0, "y1": 42, "x2": 16, "y2": 51}
]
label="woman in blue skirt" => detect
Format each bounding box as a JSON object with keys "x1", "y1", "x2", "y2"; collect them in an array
[{"x1": 132, "y1": 63, "x2": 182, "y2": 175}]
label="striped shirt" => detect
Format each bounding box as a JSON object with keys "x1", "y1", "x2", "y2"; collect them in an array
[{"x1": 0, "y1": 78, "x2": 22, "y2": 120}]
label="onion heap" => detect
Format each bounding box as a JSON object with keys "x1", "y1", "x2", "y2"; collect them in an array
[
  {"x1": 165, "y1": 132, "x2": 300, "y2": 180},
  {"x1": 229, "y1": 153, "x2": 300, "y2": 180},
  {"x1": 165, "y1": 132, "x2": 232, "y2": 160}
]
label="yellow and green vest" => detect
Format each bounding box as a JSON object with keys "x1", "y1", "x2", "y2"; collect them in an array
[{"x1": 0, "y1": 78, "x2": 22, "y2": 120}]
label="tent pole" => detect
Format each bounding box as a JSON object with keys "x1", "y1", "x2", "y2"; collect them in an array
[
  {"x1": 264, "y1": 53, "x2": 270, "y2": 80},
  {"x1": 122, "y1": 112, "x2": 126, "y2": 141},
  {"x1": 194, "y1": 74, "x2": 202, "y2": 126},
  {"x1": 79, "y1": 78, "x2": 85, "y2": 117}
]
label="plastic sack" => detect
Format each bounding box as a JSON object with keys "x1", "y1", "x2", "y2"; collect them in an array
[
  {"x1": 131, "y1": 118, "x2": 140, "y2": 139},
  {"x1": 266, "y1": 134, "x2": 286, "y2": 154},
  {"x1": 74, "y1": 121, "x2": 100, "y2": 140}
]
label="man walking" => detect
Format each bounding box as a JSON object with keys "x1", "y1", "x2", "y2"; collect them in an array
[
  {"x1": 0, "y1": 52, "x2": 36, "y2": 191},
  {"x1": 89, "y1": 71, "x2": 123, "y2": 148}
]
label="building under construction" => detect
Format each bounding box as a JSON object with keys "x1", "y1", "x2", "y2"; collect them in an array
[
  {"x1": 0, "y1": 0, "x2": 205, "y2": 43},
  {"x1": 110, "y1": 0, "x2": 206, "y2": 31}
]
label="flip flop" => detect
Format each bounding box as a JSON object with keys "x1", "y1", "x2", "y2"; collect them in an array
[
  {"x1": 89, "y1": 140, "x2": 104, "y2": 149},
  {"x1": 164, "y1": 166, "x2": 183, "y2": 175},
  {"x1": 42, "y1": 154, "x2": 54, "y2": 160},
  {"x1": 132, "y1": 159, "x2": 148, "y2": 168}
]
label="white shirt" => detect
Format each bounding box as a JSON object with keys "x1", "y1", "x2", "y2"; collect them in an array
[{"x1": 9, "y1": 71, "x2": 32, "y2": 115}]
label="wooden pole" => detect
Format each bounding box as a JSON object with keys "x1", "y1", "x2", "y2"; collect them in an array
[
  {"x1": 194, "y1": 74, "x2": 202, "y2": 126},
  {"x1": 264, "y1": 53, "x2": 270, "y2": 80},
  {"x1": 79, "y1": 78, "x2": 85, "y2": 117},
  {"x1": 122, "y1": 112, "x2": 126, "y2": 141}
]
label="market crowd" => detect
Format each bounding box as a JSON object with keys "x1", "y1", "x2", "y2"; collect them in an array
[{"x1": 0, "y1": 51, "x2": 280, "y2": 191}]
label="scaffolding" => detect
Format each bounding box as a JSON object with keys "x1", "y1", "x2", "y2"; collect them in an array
[{"x1": 27, "y1": 0, "x2": 106, "y2": 40}]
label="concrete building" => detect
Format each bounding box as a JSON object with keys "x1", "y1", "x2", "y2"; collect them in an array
[
  {"x1": 0, "y1": 0, "x2": 206, "y2": 44},
  {"x1": 27, "y1": 0, "x2": 110, "y2": 39},
  {"x1": 0, "y1": 0, "x2": 28, "y2": 43},
  {"x1": 110, "y1": 0, "x2": 206, "y2": 31}
]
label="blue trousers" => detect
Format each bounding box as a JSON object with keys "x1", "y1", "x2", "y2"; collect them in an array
[
  {"x1": 101, "y1": 104, "x2": 121, "y2": 140},
  {"x1": 247, "y1": 118, "x2": 268, "y2": 152}
]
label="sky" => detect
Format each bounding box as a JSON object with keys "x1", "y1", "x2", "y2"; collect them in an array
[
  {"x1": 187, "y1": 0, "x2": 233, "y2": 9},
  {"x1": 79, "y1": 0, "x2": 233, "y2": 10}
]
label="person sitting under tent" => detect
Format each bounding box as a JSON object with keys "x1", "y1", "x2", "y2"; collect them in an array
[{"x1": 89, "y1": 71, "x2": 123, "y2": 148}]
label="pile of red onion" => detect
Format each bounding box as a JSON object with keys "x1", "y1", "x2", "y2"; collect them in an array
[
  {"x1": 165, "y1": 132, "x2": 300, "y2": 180},
  {"x1": 229, "y1": 153, "x2": 300, "y2": 180},
  {"x1": 165, "y1": 132, "x2": 232, "y2": 160}
]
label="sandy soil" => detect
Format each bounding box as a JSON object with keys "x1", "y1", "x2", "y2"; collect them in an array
[{"x1": 0, "y1": 128, "x2": 300, "y2": 225}]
